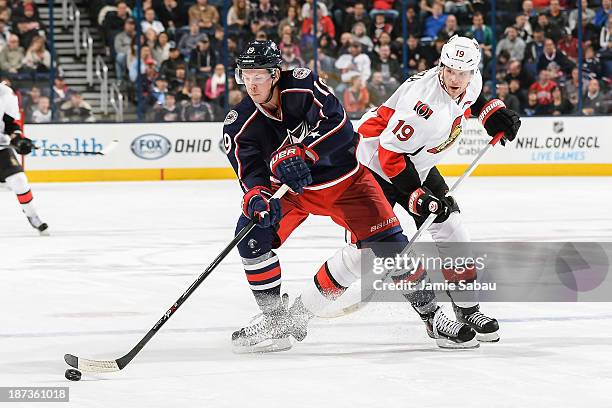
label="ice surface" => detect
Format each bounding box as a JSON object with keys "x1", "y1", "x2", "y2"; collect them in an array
[{"x1": 1, "y1": 178, "x2": 611, "y2": 407}]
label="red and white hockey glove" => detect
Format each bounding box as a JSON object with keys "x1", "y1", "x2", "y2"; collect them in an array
[
  {"x1": 242, "y1": 186, "x2": 282, "y2": 228},
  {"x1": 408, "y1": 187, "x2": 453, "y2": 223},
  {"x1": 478, "y1": 99, "x2": 521, "y2": 145},
  {"x1": 270, "y1": 143, "x2": 319, "y2": 194}
]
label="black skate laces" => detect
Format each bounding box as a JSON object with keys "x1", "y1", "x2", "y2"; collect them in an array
[{"x1": 433, "y1": 308, "x2": 463, "y2": 337}]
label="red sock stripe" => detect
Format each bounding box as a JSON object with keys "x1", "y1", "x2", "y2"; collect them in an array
[
  {"x1": 442, "y1": 265, "x2": 477, "y2": 282},
  {"x1": 17, "y1": 190, "x2": 33, "y2": 204},
  {"x1": 392, "y1": 265, "x2": 425, "y2": 284},
  {"x1": 246, "y1": 266, "x2": 281, "y2": 283},
  {"x1": 314, "y1": 263, "x2": 347, "y2": 299}
]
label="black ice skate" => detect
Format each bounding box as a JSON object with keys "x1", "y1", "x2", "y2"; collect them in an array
[
  {"x1": 419, "y1": 306, "x2": 479, "y2": 349},
  {"x1": 27, "y1": 215, "x2": 49, "y2": 236},
  {"x1": 232, "y1": 296, "x2": 295, "y2": 354},
  {"x1": 453, "y1": 304, "x2": 500, "y2": 342}
]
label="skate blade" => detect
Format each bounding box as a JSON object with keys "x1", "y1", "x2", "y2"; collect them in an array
[
  {"x1": 476, "y1": 332, "x2": 500, "y2": 342},
  {"x1": 39, "y1": 229, "x2": 50, "y2": 236},
  {"x1": 436, "y1": 337, "x2": 480, "y2": 349},
  {"x1": 232, "y1": 337, "x2": 292, "y2": 354}
]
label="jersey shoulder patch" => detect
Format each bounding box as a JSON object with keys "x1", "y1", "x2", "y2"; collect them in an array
[
  {"x1": 223, "y1": 99, "x2": 257, "y2": 136},
  {"x1": 292, "y1": 67, "x2": 311, "y2": 79},
  {"x1": 224, "y1": 109, "x2": 238, "y2": 125}
]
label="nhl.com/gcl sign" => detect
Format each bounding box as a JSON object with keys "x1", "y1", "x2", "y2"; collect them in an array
[{"x1": 130, "y1": 134, "x2": 172, "y2": 160}]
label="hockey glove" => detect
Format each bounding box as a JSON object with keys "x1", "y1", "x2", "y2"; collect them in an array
[
  {"x1": 270, "y1": 143, "x2": 319, "y2": 194},
  {"x1": 242, "y1": 186, "x2": 282, "y2": 228},
  {"x1": 478, "y1": 99, "x2": 521, "y2": 145},
  {"x1": 10, "y1": 133, "x2": 33, "y2": 155},
  {"x1": 408, "y1": 187, "x2": 454, "y2": 224}
]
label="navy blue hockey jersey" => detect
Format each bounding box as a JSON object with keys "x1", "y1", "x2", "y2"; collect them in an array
[{"x1": 223, "y1": 68, "x2": 358, "y2": 192}]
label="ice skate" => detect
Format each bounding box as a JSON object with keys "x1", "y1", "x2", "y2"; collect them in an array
[
  {"x1": 453, "y1": 304, "x2": 500, "y2": 342},
  {"x1": 419, "y1": 306, "x2": 479, "y2": 349},
  {"x1": 27, "y1": 215, "x2": 49, "y2": 236}
]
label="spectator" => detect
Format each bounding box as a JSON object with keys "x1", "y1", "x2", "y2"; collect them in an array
[
  {"x1": 509, "y1": 78, "x2": 527, "y2": 108},
  {"x1": 30, "y1": 96, "x2": 52, "y2": 123},
  {"x1": 343, "y1": 74, "x2": 369, "y2": 117},
  {"x1": 114, "y1": 18, "x2": 135, "y2": 82},
  {"x1": 159, "y1": 47, "x2": 183, "y2": 82},
  {"x1": 351, "y1": 22, "x2": 373, "y2": 52},
  {"x1": 392, "y1": 7, "x2": 421, "y2": 39},
  {"x1": 372, "y1": 0, "x2": 399, "y2": 19},
  {"x1": 250, "y1": 0, "x2": 279, "y2": 39},
  {"x1": 521, "y1": 0, "x2": 538, "y2": 27},
  {"x1": 496, "y1": 26, "x2": 526, "y2": 61},
  {"x1": 525, "y1": 27, "x2": 546, "y2": 64},
  {"x1": 582, "y1": 78, "x2": 606, "y2": 114},
  {"x1": 343, "y1": 2, "x2": 371, "y2": 34},
  {"x1": 52, "y1": 76, "x2": 74, "y2": 105},
  {"x1": 600, "y1": 14, "x2": 612, "y2": 49},
  {"x1": 281, "y1": 41, "x2": 305, "y2": 69},
  {"x1": 372, "y1": 44, "x2": 400, "y2": 87},
  {"x1": 154, "y1": 93, "x2": 181, "y2": 121},
  {"x1": 439, "y1": 14, "x2": 461, "y2": 39},
  {"x1": 228, "y1": 0, "x2": 250, "y2": 32},
  {"x1": 0, "y1": 34, "x2": 24, "y2": 73},
  {"x1": 371, "y1": 14, "x2": 393, "y2": 42},
  {"x1": 523, "y1": 89, "x2": 551, "y2": 115},
  {"x1": 375, "y1": 31, "x2": 399, "y2": 59},
  {"x1": 278, "y1": 5, "x2": 301, "y2": 39},
  {"x1": 529, "y1": 69, "x2": 558, "y2": 105},
  {"x1": 444, "y1": 0, "x2": 472, "y2": 24},
  {"x1": 573, "y1": 13, "x2": 602, "y2": 47},
  {"x1": 536, "y1": 13, "x2": 563, "y2": 43},
  {"x1": 497, "y1": 81, "x2": 521, "y2": 112},
  {"x1": 515, "y1": 14, "x2": 534, "y2": 42},
  {"x1": 129, "y1": 46, "x2": 156, "y2": 82},
  {"x1": 595, "y1": 0, "x2": 611, "y2": 27},
  {"x1": 547, "y1": 0, "x2": 568, "y2": 29},
  {"x1": 143, "y1": 28, "x2": 158, "y2": 56},
  {"x1": 22, "y1": 35, "x2": 50, "y2": 72},
  {"x1": 0, "y1": 20, "x2": 9, "y2": 51},
  {"x1": 582, "y1": 45, "x2": 602, "y2": 78},
  {"x1": 423, "y1": 2, "x2": 448, "y2": 39},
  {"x1": 188, "y1": 0, "x2": 220, "y2": 30},
  {"x1": 466, "y1": 12, "x2": 493, "y2": 47},
  {"x1": 24, "y1": 86, "x2": 41, "y2": 120},
  {"x1": 302, "y1": 4, "x2": 336, "y2": 41},
  {"x1": 178, "y1": 23, "x2": 209, "y2": 58},
  {"x1": 564, "y1": 67, "x2": 588, "y2": 105},
  {"x1": 336, "y1": 32, "x2": 355, "y2": 56},
  {"x1": 153, "y1": 31, "x2": 171, "y2": 65},
  {"x1": 13, "y1": 2, "x2": 45, "y2": 49},
  {"x1": 537, "y1": 38, "x2": 574, "y2": 74},
  {"x1": 550, "y1": 86, "x2": 574, "y2": 114},
  {"x1": 368, "y1": 71, "x2": 392, "y2": 106},
  {"x1": 60, "y1": 92, "x2": 95, "y2": 122},
  {"x1": 205, "y1": 63, "x2": 226, "y2": 103},
  {"x1": 569, "y1": 0, "x2": 595, "y2": 32},
  {"x1": 335, "y1": 40, "x2": 372, "y2": 87},
  {"x1": 182, "y1": 86, "x2": 215, "y2": 121},
  {"x1": 280, "y1": 32, "x2": 302, "y2": 59},
  {"x1": 102, "y1": 1, "x2": 130, "y2": 47},
  {"x1": 141, "y1": 8, "x2": 165, "y2": 35},
  {"x1": 148, "y1": 76, "x2": 169, "y2": 107},
  {"x1": 301, "y1": 0, "x2": 329, "y2": 21},
  {"x1": 557, "y1": 32, "x2": 578, "y2": 62},
  {"x1": 155, "y1": 0, "x2": 183, "y2": 33},
  {"x1": 189, "y1": 36, "x2": 217, "y2": 83},
  {"x1": 168, "y1": 64, "x2": 187, "y2": 95}
]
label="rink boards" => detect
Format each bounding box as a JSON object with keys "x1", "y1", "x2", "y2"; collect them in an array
[{"x1": 22, "y1": 116, "x2": 612, "y2": 182}]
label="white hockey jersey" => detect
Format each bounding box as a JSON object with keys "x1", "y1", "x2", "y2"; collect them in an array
[
  {"x1": 0, "y1": 82, "x2": 21, "y2": 151},
  {"x1": 356, "y1": 67, "x2": 482, "y2": 184}
]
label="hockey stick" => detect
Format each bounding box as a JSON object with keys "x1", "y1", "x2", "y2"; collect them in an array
[
  {"x1": 0, "y1": 139, "x2": 119, "y2": 156},
  {"x1": 316, "y1": 132, "x2": 506, "y2": 318},
  {"x1": 64, "y1": 184, "x2": 291, "y2": 373}
]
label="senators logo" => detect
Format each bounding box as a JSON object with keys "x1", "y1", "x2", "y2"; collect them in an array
[
  {"x1": 413, "y1": 101, "x2": 433, "y2": 119},
  {"x1": 427, "y1": 115, "x2": 463, "y2": 154}
]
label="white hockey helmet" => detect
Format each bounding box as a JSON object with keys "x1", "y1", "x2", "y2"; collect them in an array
[{"x1": 439, "y1": 35, "x2": 481, "y2": 72}]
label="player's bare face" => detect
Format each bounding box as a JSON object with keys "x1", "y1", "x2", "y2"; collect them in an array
[
  {"x1": 242, "y1": 69, "x2": 274, "y2": 104},
  {"x1": 441, "y1": 66, "x2": 473, "y2": 99}
]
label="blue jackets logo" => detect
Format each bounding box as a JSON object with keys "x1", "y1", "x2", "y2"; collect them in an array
[{"x1": 131, "y1": 134, "x2": 172, "y2": 160}]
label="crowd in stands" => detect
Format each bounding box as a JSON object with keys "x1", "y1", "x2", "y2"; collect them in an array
[{"x1": 2, "y1": 0, "x2": 612, "y2": 123}]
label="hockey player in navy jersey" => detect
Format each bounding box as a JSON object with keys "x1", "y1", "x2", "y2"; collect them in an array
[{"x1": 224, "y1": 40, "x2": 479, "y2": 353}]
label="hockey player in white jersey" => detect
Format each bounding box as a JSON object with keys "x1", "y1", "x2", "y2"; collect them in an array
[
  {"x1": 0, "y1": 82, "x2": 48, "y2": 235},
  {"x1": 355, "y1": 35, "x2": 521, "y2": 342}
]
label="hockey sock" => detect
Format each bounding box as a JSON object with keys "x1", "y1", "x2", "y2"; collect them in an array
[
  {"x1": 242, "y1": 251, "x2": 282, "y2": 313},
  {"x1": 5, "y1": 172, "x2": 38, "y2": 218}
]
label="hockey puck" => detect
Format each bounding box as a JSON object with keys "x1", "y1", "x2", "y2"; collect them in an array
[{"x1": 65, "y1": 368, "x2": 82, "y2": 381}]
